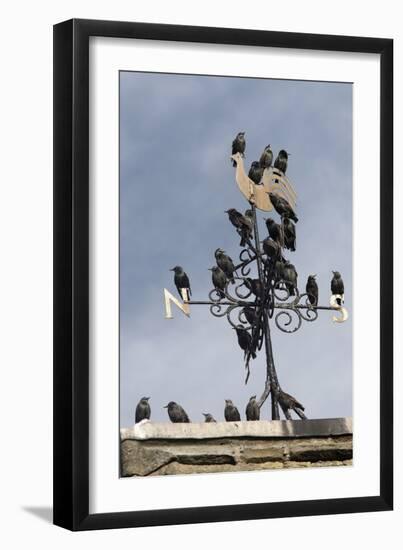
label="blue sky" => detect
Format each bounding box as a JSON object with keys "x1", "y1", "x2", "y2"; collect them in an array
[{"x1": 119, "y1": 71, "x2": 352, "y2": 426}]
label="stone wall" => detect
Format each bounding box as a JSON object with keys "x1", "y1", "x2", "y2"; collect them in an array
[{"x1": 120, "y1": 417, "x2": 352, "y2": 477}]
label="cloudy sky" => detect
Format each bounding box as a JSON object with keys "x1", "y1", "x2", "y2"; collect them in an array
[{"x1": 119, "y1": 71, "x2": 352, "y2": 426}]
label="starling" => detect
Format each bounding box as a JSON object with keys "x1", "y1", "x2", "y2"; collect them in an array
[
  {"x1": 331, "y1": 271, "x2": 344, "y2": 296},
  {"x1": 215, "y1": 248, "x2": 236, "y2": 282},
  {"x1": 233, "y1": 325, "x2": 256, "y2": 360},
  {"x1": 135, "y1": 396, "x2": 151, "y2": 423},
  {"x1": 245, "y1": 395, "x2": 260, "y2": 421},
  {"x1": 273, "y1": 149, "x2": 290, "y2": 174},
  {"x1": 259, "y1": 144, "x2": 273, "y2": 169},
  {"x1": 233, "y1": 324, "x2": 257, "y2": 384},
  {"x1": 232, "y1": 131, "x2": 246, "y2": 166},
  {"x1": 243, "y1": 277, "x2": 264, "y2": 298},
  {"x1": 306, "y1": 275, "x2": 319, "y2": 306},
  {"x1": 225, "y1": 207, "x2": 245, "y2": 229},
  {"x1": 241, "y1": 209, "x2": 254, "y2": 246},
  {"x1": 170, "y1": 266, "x2": 191, "y2": 301},
  {"x1": 278, "y1": 390, "x2": 306, "y2": 420},
  {"x1": 248, "y1": 161, "x2": 264, "y2": 185},
  {"x1": 262, "y1": 237, "x2": 281, "y2": 260},
  {"x1": 283, "y1": 218, "x2": 296, "y2": 251},
  {"x1": 268, "y1": 192, "x2": 298, "y2": 223},
  {"x1": 244, "y1": 208, "x2": 255, "y2": 225},
  {"x1": 242, "y1": 306, "x2": 258, "y2": 326},
  {"x1": 274, "y1": 258, "x2": 285, "y2": 283},
  {"x1": 163, "y1": 401, "x2": 190, "y2": 423},
  {"x1": 265, "y1": 217, "x2": 284, "y2": 247},
  {"x1": 209, "y1": 266, "x2": 227, "y2": 298},
  {"x1": 225, "y1": 208, "x2": 253, "y2": 246},
  {"x1": 202, "y1": 413, "x2": 217, "y2": 423},
  {"x1": 283, "y1": 261, "x2": 298, "y2": 296},
  {"x1": 224, "y1": 399, "x2": 241, "y2": 422}
]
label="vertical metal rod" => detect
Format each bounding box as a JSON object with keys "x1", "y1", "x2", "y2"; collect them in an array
[{"x1": 251, "y1": 204, "x2": 280, "y2": 420}]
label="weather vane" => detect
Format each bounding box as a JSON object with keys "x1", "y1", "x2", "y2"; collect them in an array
[{"x1": 163, "y1": 134, "x2": 348, "y2": 421}]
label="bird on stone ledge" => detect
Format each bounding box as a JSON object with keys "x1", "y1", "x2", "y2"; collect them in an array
[{"x1": 164, "y1": 401, "x2": 190, "y2": 423}]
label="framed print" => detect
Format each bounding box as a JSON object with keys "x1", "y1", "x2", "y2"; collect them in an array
[{"x1": 53, "y1": 19, "x2": 393, "y2": 530}]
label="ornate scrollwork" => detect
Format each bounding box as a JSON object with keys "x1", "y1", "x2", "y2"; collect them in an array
[
  {"x1": 209, "y1": 301, "x2": 248, "y2": 330},
  {"x1": 208, "y1": 288, "x2": 225, "y2": 303},
  {"x1": 272, "y1": 285, "x2": 319, "y2": 333},
  {"x1": 237, "y1": 248, "x2": 255, "y2": 277},
  {"x1": 273, "y1": 281, "x2": 296, "y2": 302},
  {"x1": 274, "y1": 308, "x2": 302, "y2": 334},
  {"x1": 297, "y1": 293, "x2": 319, "y2": 323}
]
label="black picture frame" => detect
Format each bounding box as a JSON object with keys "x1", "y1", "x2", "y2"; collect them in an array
[{"x1": 53, "y1": 18, "x2": 393, "y2": 531}]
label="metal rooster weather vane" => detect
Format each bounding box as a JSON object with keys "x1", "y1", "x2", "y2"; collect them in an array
[{"x1": 163, "y1": 136, "x2": 348, "y2": 421}]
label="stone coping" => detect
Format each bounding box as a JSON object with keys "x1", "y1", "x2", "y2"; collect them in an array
[{"x1": 121, "y1": 417, "x2": 352, "y2": 442}]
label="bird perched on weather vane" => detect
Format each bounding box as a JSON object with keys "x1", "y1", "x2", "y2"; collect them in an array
[
  {"x1": 283, "y1": 261, "x2": 298, "y2": 296},
  {"x1": 170, "y1": 266, "x2": 191, "y2": 301},
  {"x1": 243, "y1": 277, "x2": 264, "y2": 298},
  {"x1": 274, "y1": 149, "x2": 290, "y2": 174},
  {"x1": 248, "y1": 161, "x2": 264, "y2": 185},
  {"x1": 331, "y1": 271, "x2": 344, "y2": 305},
  {"x1": 262, "y1": 237, "x2": 281, "y2": 260},
  {"x1": 268, "y1": 192, "x2": 299, "y2": 223},
  {"x1": 209, "y1": 265, "x2": 227, "y2": 298},
  {"x1": 264, "y1": 217, "x2": 284, "y2": 247},
  {"x1": 242, "y1": 306, "x2": 258, "y2": 326},
  {"x1": 233, "y1": 324, "x2": 257, "y2": 384},
  {"x1": 259, "y1": 144, "x2": 273, "y2": 169},
  {"x1": 306, "y1": 275, "x2": 319, "y2": 306},
  {"x1": 231, "y1": 131, "x2": 246, "y2": 166},
  {"x1": 225, "y1": 208, "x2": 253, "y2": 246},
  {"x1": 283, "y1": 218, "x2": 296, "y2": 251},
  {"x1": 214, "y1": 248, "x2": 236, "y2": 283}
]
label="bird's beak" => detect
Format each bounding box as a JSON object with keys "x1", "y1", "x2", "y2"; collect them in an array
[
  {"x1": 169, "y1": 268, "x2": 174, "y2": 271},
  {"x1": 163, "y1": 405, "x2": 168, "y2": 408},
  {"x1": 224, "y1": 210, "x2": 229, "y2": 213},
  {"x1": 146, "y1": 397, "x2": 150, "y2": 400},
  {"x1": 208, "y1": 268, "x2": 212, "y2": 271},
  {"x1": 332, "y1": 271, "x2": 335, "y2": 275}
]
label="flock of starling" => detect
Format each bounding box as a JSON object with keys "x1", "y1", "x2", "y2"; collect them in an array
[
  {"x1": 232, "y1": 132, "x2": 290, "y2": 183},
  {"x1": 135, "y1": 396, "x2": 255, "y2": 423},
  {"x1": 159, "y1": 132, "x2": 345, "y2": 422},
  {"x1": 135, "y1": 393, "x2": 304, "y2": 423}
]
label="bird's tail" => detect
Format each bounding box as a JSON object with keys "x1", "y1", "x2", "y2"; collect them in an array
[
  {"x1": 294, "y1": 408, "x2": 307, "y2": 420},
  {"x1": 244, "y1": 360, "x2": 250, "y2": 385}
]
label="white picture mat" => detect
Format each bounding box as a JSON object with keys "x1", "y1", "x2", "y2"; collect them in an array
[{"x1": 89, "y1": 36, "x2": 380, "y2": 514}]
